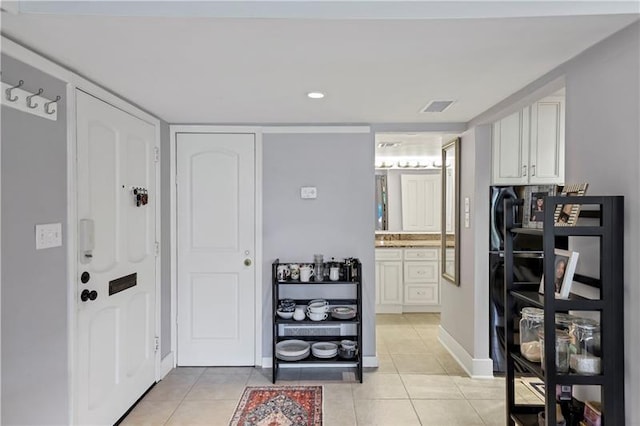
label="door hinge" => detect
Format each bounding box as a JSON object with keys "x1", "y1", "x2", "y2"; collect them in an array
[
  {"x1": 154, "y1": 241, "x2": 160, "y2": 257},
  {"x1": 154, "y1": 147, "x2": 160, "y2": 163},
  {"x1": 154, "y1": 336, "x2": 160, "y2": 353}
]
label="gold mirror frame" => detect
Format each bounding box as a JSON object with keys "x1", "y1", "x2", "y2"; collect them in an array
[{"x1": 441, "y1": 137, "x2": 461, "y2": 285}]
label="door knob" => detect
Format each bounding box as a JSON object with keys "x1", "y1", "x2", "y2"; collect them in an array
[
  {"x1": 81, "y1": 289, "x2": 98, "y2": 302},
  {"x1": 244, "y1": 258, "x2": 252, "y2": 267}
]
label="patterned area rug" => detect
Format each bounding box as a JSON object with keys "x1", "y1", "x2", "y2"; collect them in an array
[{"x1": 229, "y1": 385, "x2": 323, "y2": 426}]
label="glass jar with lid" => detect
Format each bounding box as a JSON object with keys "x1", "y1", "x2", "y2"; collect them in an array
[
  {"x1": 539, "y1": 329, "x2": 571, "y2": 373},
  {"x1": 555, "y1": 313, "x2": 577, "y2": 333},
  {"x1": 519, "y1": 307, "x2": 544, "y2": 362},
  {"x1": 569, "y1": 318, "x2": 602, "y2": 375}
]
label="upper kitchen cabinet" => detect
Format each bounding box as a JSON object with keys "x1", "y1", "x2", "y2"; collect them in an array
[
  {"x1": 492, "y1": 95, "x2": 565, "y2": 185},
  {"x1": 401, "y1": 174, "x2": 441, "y2": 232}
]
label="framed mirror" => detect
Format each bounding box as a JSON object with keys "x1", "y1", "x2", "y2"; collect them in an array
[{"x1": 441, "y1": 137, "x2": 460, "y2": 285}]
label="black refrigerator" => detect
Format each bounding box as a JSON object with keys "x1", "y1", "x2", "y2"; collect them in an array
[{"x1": 489, "y1": 186, "x2": 545, "y2": 373}]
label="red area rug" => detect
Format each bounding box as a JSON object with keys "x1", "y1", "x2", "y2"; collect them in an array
[{"x1": 229, "y1": 385, "x2": 323, "y2": 426}]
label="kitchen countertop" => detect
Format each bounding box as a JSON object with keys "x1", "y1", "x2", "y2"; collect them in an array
[{"x1": 375, "y1": 240, "x2": 442, "y2": 248}]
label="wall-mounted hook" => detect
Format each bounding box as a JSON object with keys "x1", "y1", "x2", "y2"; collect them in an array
[
  {"x1": 44, "y1": 95, "x2": 61, "y2": 115},
  {"x1": 5, "y1": 80, "x2": 24, "y2": 102},
  {"x1": 26, "y1": 88, "x2": 44, "y2": 109}
]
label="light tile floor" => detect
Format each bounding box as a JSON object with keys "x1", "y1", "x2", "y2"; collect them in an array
[{"x1": 121, "y1": 313, "x2": 543, "y2": 425}]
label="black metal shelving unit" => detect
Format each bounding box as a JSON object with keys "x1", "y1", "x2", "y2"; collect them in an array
[
  {"x1": 504, "y1": 196, "x2": 625, "y2": 426},
  {"x1": 271, "y1": 259, "x2": 363, "y2": 383}
]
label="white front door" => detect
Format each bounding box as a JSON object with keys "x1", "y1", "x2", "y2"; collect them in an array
[
  {"x1": 176, "y1": 132, "x2": 256, "y2": 366},
  {"x1": 76, "y1": 91, "x2": 157, "y2": 425}
]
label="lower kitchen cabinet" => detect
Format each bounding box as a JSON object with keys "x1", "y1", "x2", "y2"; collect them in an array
[
  {"x1": 375, "y1": 247, "x2": 440, "y2": 312},
  {"x1": 375, "y1": 249, "x2": 403, "y2": 313}
]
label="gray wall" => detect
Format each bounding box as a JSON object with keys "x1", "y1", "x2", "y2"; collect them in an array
[
  {"x1": 440, "y1": 126, "x2": 492, "y2": 360},
  {"x1": 160, "y1": 121, "x2": 171, "y2": 358},
  {"x1": 1, "y1": 54, "x2": 69, "y2": 425},
  {"x1": 561, "y1": 21, "x2": 639, "y2": 421},
  {"x1": 455, "y1": 21, "x2": 639, "y2": 420},
  {"x1": 262, "y1": 131, "x2": 376, "y2": 358}
]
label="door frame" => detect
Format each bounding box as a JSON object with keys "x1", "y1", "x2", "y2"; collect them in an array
[
  {"x1": 0, "y1": 37, "x2": 163, "y2": 424},
  {"x1": 169, "y1": 126, "x2": 263, "y2": 367}
]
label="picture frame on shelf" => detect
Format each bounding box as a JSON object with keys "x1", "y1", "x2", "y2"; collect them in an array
[
  {"x1": 523, "y1": 185, "x2": 557, "y2": 228},
  {"x1": 539, "y1": 249, "x2": 579, "y2": 299},
  {"x1": 554, "y1": 183, "x2": 589, "y2": 226}
]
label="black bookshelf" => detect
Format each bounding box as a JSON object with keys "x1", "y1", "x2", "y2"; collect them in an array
[
  {"x1": 271, "y1": 259, "x2": 363, "y2": 383},
  {"x1": 504, "y1": 196, "x2": 625, "y2": 425}
]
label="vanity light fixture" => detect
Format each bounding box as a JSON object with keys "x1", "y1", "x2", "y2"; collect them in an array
[{"x1": 307, "y1": 92, "x2": 325, "y2": 99}]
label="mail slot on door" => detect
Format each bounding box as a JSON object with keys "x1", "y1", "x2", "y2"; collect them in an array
[{"x1": 109, "y1": 273, "x2": 137, "y2": 296}]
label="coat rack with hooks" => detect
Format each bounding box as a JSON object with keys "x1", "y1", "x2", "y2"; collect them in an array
[{"x1": 2, "y1": 79, "x2": 60, "y2": 121}]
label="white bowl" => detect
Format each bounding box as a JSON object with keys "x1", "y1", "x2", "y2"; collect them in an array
[
  {"x1": 311, "y1": 342, "x2": 338, "y2": 358},
  {"x1": 307, "y1": 305, "x2": 329, "y2": 314},
  {"x1": 276, "y1": 310, "x2": 294, "y2": 319}
]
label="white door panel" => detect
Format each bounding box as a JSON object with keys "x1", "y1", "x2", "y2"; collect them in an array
[
  {"x1": 76, "y1": 91, "x2": 157, "y2": 425},
  {"x1": 177, "y1": 132, "x2": 255, "y2": 366}
]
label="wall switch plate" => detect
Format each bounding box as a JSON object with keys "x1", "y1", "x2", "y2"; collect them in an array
[
  {"x1": 465, "y1": 212, "x2": 470, "y2": 228},
  {"x1": 35, "y1": 223, "x2": 62, "y2": 250},
  {"x1": 464, "y1": 197, "x2": 470, "y2": 213},
  {"x1": 300, "y1": 186, "x2": 317, "y2": 199}
]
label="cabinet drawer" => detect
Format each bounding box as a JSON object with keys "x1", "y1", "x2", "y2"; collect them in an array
[
  {"x1": 404, "y1": 248, "x2": 438, "y2": 261},
  {"x1": 404, "y1": 284, "x2": 439, "y2": 305},
  {"x1": 375, "y1": 248, "x2": 403, "y2": 261},
  {"x1": 404, "y1": 261, "x2": 439, "y2": 283}
]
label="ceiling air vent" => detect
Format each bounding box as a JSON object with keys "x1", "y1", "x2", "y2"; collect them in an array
[
  {"x1": 377, "y1": 142, "x2": 401, "y2": 148},
  {"x1": 421, "y1": 100, "x2": 455, "y2": 113}
]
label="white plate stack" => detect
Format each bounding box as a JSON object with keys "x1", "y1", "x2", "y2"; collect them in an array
[{"x1": 276, "y1": 340, "x2": 310, "y2": 361}]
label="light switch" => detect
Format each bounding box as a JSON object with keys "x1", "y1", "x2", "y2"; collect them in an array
[
  {"x1": 464, "y1": 197, "x2": 470, "y2": 213},
  {"x1": 465, "y1": 212, "x2": 470, "y2": 228},
  {"x1": 300, "y1": 186, "x2": 317, "y2": 199},
  {"x1": 35, "y1": 223, "x2": 62, "y2": 250}
]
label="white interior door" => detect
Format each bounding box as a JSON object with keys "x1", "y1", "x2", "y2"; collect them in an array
[
  {"x1": 177, "y1": 132, "x2": 255, "y2": 366},
  {"x1": 76, "y1": 91, "x2": 157, "y2": 425}
]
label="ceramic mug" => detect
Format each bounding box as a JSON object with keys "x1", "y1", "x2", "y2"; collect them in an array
[
  {"x1": 307, "y1": 305, "x2": 328, "y2": 314},
  {"x1": 293, "y1": 307, "x2": 306, "y2": 321},
  {"x1": 308, "y1": 312, "x2": 328, "y2": 321},
  {"x1": 277, "y1": 264, "x2": 291, "y2": 281},
  {"x1": 289, "y1": 264, "x2": 300, "y2": 280},
  {"x1": 300, "y1": 265, "x2": 315, "y2": 282},
  {"x1": 329, "y1": 266, "x2": 340, "y2": 281}
]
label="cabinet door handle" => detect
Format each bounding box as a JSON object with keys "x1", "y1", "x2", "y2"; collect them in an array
[
  {"x1": 531, "y1": 164, "x2": 536, "y2": 176},
  {"x1": 523, "y1": 165, "x2": 527, "y2": 177}
]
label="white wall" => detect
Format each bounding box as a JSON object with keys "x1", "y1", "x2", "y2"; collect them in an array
[{"x1": 262, "y1": 130, "x2": 376, "y2": 358}]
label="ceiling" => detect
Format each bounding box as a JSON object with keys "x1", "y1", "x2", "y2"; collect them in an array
[{"x1": 1, "y1": 2, "x2": 638, "y2": 124}]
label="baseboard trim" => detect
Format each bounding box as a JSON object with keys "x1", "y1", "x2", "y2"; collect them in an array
[
  {"x1": 159, "y1": 352, "x2": 175, "y2": 380},
  {"x1": 438, "y1": 325, "x2": 494, "y2": 378}
]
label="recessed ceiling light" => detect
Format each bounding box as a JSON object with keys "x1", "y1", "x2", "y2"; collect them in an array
[{"x1": 307, "y1": 92, "x2": 325, "y2": 99}]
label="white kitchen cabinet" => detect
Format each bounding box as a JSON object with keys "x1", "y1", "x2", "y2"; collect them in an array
[
  {"x1": 400, "y1": 174, "x2": 441, "y2": 232},
  {"x1": 529, "y1": 96, "x2": 565, "y2": 184},
  {"x1": 491, "y1": 96, "x2": 565, "y2": 185},
  {"x1": 403, "y1": 248, "x2": 439, "y2": 306},
  {"x1": 375, "y1": 249, "x2": 403, "y2": 313}
]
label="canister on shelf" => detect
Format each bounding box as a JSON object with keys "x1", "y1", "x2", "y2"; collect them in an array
[
  {"x1": 519, "y1": 307, "x2": 544, "y2": 362},
  {"x1": 539, "y1": 329, "x2": 571, "y2": 373},
  {"x1": 569, "y1": 318, "x2": 602, "y2": 375}
]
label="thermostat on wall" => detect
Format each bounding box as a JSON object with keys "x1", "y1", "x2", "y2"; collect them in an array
[{"x1": 300, "y1": 187, "x2": 317, "y2": 199}]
